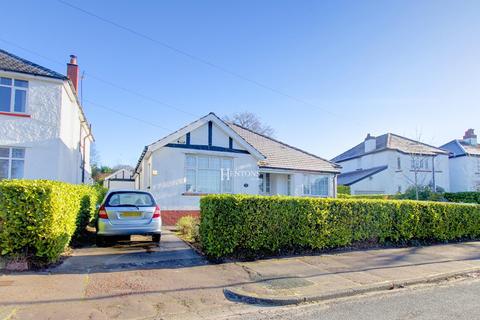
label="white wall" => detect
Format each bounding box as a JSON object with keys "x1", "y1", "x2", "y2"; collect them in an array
[
  {"x1": 341, "y1": 150, "x2": 450, "y2": 194},
  {"x1": 145, "y1": 147, "x2": 259, "y2": 210},
  {"x1": 0, "y1": 71, "x2": 92, "y2": 184},
  {"x1": 449, "y1": 156, "x2": 480, "y2": 192}
]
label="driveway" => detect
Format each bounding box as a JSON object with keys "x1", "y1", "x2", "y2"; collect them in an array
[{"x1": 53, "y1": 229, "x2": 206, "y2": 274}]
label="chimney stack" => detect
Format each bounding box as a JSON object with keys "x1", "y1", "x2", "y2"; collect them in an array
[
  {"x1": 67, "y1": 55, "x2": 79, "y2": 93},
  {"x1": 364, "y1": 133, "x2": 376, "y2": 153},
  {"x1": 463, "y1": 128, "x2": 477, "y2": 146}
]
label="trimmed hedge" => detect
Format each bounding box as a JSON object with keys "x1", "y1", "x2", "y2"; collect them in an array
[
  {"x1": 0, "y1": 180, "x2": 101, "y2": 264},
  {"x1": 445, "y1": 192, "x2": 480, "y2": 204},
  {"x1": 338, "y1": 193, "x2": 395, "y2": 200},
  {"x1": 199, "y1": 194, "x2": 480, "y2": 259}
]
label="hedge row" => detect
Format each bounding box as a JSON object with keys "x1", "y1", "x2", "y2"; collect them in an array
[
  {"x1": 0, "y1": 180, "x2": 104, "y2": 264},
  {"x1": 199, "y1": 194, "x2": 480, "y2": 259},
  {"x1": 444, "y1": 192, "x2": 480, "y2": 204},
  {"x1": 338, "y1": 193, "x2": 394, "y2": 200}
]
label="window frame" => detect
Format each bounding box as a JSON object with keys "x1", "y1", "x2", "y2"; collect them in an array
[
  {"x1": 0, "y1": 146, "x2": 26, "y2": 179},
  {"x1": 184, "y1": 154, "x2": 234, "y2": 194},
  {"x1": 259, "y1": 172, "x2": 271, "y2": 195},
  {"x1": 303, "y1": 174, "x2": 330, "y2": 197},
  {"x1": 0, "y1": 77, "x2": 29, "y2": 115}
]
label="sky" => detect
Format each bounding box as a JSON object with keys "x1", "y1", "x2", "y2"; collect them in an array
[{"x1": 1, "y1": 0, "x2": 479, "y2": 166}]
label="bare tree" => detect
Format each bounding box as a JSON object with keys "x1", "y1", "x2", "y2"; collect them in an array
[
  {"x1": 223, "y1": 112, "x2": 274, "y2": 137},
  {"x1": 401, "y1": 133, "x2": 439, "y2": 200}
]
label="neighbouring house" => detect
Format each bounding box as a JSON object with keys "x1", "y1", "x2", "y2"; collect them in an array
[
  {"x1": 332, "y1": 133, "x2": 450, "y2": 195},
  {"x1": 133, "y1": 112, "x2": 340, "y2": 224},
  {"x1": 440, "y1": 129, "x2": 480, "y2": 192},
  {"x1": 0, "y1": 49, "x2": 93, "y2": 183},
  {"x1": 103, "y1": 168, "x2": 135, "y2": 189}
]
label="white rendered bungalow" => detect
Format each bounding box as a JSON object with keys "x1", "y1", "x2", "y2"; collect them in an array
[{"x1": 133, "y1": 113, "x2": 340, "y2": 224}]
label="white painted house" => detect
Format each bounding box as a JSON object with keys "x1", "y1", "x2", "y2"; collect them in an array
[
  {"x1": 332, "y1": 133, "x2": 450, "y2": 195},
  {"x1": 440, "y1": 129, "x2": 480, "y2": 192},
  {"x1": 103, "y1": 168, "x2": 135, "y2": 190},
  {"x1": 133, "y1": 113, "x2": 340, "y2": 224},
  {"x1": 0, "y1": 49, "x2": 93, "y2": 183}
]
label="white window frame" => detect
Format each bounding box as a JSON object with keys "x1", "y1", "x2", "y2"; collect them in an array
[
  {"x1": 0, "y1": 147, "x2": 26, "y2": 179},
  {"x1": 411, "y1": 157, "x2": 429, "y2": 170},
  {"x1": 259, "y1": 172, "x2": 271, "y2": 195},
  {"x1": 185, "y1": 154, "x2": 233, "y2": 194},
  {"x1": 303, "y1": 174, "x2": 330, "y2": 197},
  {"x1": 0, "y1": 77, "x2": 29, "y2": 114}
]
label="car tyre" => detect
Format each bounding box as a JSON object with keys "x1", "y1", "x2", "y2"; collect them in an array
[{"x1": 152, "y1": 234, "x2": 161, "y2": 245}]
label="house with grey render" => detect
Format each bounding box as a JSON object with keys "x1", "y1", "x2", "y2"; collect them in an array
[
  {"x1": 440, "y1": 129, "x2": 480, "y2": 192},
  {"x1": 332, "y1": 133, "x2": 450, "y2": 195},
  {"x1": 133, "y1": 112, "x2": 340, "y2": 224}
]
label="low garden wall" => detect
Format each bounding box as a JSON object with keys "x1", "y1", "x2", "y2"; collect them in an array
[
  {"x1": 200, "y1": 194, "x2": 480, "y2": 259},
  {"x1": 0, "y1": 180, "x2": 104, "y2": 266}
]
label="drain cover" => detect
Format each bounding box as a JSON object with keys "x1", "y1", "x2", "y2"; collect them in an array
[{"x1": 262, "y1": 278, "x2": 313, "y2": 290}]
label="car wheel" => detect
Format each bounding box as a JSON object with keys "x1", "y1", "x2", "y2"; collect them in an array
[{"x1": 152, "y1": 234, "x2": 161, "y2": 245}]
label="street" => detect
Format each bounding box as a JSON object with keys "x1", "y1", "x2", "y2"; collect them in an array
[{"x1": 223, "y1": 277, "x2": 480, "y2": 320}]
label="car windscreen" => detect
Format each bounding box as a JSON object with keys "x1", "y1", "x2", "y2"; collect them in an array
[{"x1": 106, "y1": 192, "x2": 155, "y2": 207}]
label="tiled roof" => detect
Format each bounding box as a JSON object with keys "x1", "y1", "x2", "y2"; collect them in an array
[
  {"x1": 337, "y1": 166, "x2": 388, "y2": 186},
  {"x1": 441, "y1": 140, "x2": 480, "y2": 157},
  {"x1": 0, "y1": 48, "x2": 67, "y2": 80},
  {"x1": 332, "y1": 133, "x2": 448, "y2": 163},
  {"x1": 229, "y1": 123, "x2": 341, "y2": 173}
]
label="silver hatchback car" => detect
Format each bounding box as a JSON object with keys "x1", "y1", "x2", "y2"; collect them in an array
[{"x1": 96, "y1": 190, "x2": 162, "y2": 246}]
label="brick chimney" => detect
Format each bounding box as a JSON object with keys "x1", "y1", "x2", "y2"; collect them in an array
[
  {"x1": 463, "y1": 128, "x2": 477, "y2": 146},
  {"x1": 67, "y1": 55, "x2": 79, "y2": 93},
  {"x1": 364, "y1": 133, "x2": 376, "y2": 153}
]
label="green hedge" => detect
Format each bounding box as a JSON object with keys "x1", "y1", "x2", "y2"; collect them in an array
[
  {"x1": 338, "y1": 193, "x2": 395, "y2": 200},
  {"x1": 337, "y1": 185, "x2": 351, "y2": 195},
  {"x1": 444, "y1": 192, "x2": 480, "y2": 204},
  {"x1": 199, "y1": 194, "x2": 480, "y2": 259},
  {"x1": 0, "y1": 180, "x2": 101, "y2": 264}
]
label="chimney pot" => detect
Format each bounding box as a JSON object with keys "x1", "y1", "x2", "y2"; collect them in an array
[{"x1": 67, "y1": 54, "x2": 79, "y2": 93}]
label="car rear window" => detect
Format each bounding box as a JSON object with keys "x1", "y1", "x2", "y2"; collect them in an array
[{"x1": 106, "y1": 192, "x2": 155, "y2": 207}]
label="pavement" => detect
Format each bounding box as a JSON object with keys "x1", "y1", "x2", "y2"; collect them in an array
[
  {"x1": 225, "y1": 241, "x2": 480, "y2": 305},
  {"x1": 1, "y1": 230, "x2": 480, "y2": 319}
]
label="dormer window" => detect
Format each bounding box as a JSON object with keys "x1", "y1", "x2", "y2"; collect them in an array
[{"x1": 0, "y1": 77, "x2": 28, "y2": 114}]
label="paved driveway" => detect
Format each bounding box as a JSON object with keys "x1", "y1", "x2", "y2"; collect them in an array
[{"x1": 53, "y1": 229, "x2": 206, "y2": 274}]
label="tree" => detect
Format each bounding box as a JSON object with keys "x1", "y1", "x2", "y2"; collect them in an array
[{"x1": 223, "y1": 112, "x2": 274, "y2": 137}]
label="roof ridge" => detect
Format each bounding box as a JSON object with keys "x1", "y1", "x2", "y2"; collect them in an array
[
  {"x1": 0, "y1": 48, "x2": 67, "y2": 80},
  {"x1": 229, "y1": 123, "x2": 340, "y2": 168},
  {"x1": 387, "y1": 132, "x2": 447, "y2": 153}
]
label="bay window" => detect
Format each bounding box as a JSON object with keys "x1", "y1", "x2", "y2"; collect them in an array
[
  {"x1": 303, "y1": 174, "x2": 329, "y2": 197},
  {"x1": 0, "y1": 77, "x2": 28, "y2": 113},
  {"x1": 0, "y1": 147, "x2": 25, "y2": 179},
  {"x1": 185, "y1": 154, "x2": 233, "y2": 193}
]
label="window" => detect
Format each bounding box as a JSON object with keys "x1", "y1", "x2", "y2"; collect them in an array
[
  {"x1": 397, "y1": 157, "x2": 401, "y2": 170},
  {"x1": 398, "y1": 185, "x2": 402, "y2": 193},
  {"x1": 411, "y1": 157, "x2": 430, "y2": 170},
  {"x1": 185, "y1": 155, "x2": 233, "y2": 193},
  {"x1": 0, "y1": 77, "x2": 28, "y2": 113},
  {"x1": 0, "y1": 147, "x2": 25, "y2": 179},
  {"x1": 303, "y1": 175, "x2": 329, "y2": 196},
  {"x1": 106, "y1": 191, "x2": 155, "y2": 207},
  {"x1": 259, "y1": 173, "x2": 271, "y2": 194}
]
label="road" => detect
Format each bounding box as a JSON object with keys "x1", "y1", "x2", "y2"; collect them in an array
[{"x1": 221, "y1": 277, "x2": 480, "y2": 320}]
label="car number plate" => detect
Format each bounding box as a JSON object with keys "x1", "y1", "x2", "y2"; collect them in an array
[{"x1": 122, "y1": 211, "x2": 141, "y2": 217}]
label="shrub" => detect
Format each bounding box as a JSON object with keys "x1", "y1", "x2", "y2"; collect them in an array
[
  {"x1": 199, "y1": 194, "x2": 480, "y2": 259},
  {"x1": 338, "y1": 193, "x2": 395, "y2": 200},
  {"x1": 0, "y1": 180, "x2": 101, "y2": 264},
  {"x1": 337, "y1": 185, "x2": 351, "y2": 195},
  {"x1": 397, "y1": 186, "x2": 445, "y2": 201},
  {"x1": 176, "y1": 215, "x2": 200, "y2": 242},
  {"x1": 444, "y1": 192, "x2": 480, "y2": 204}
]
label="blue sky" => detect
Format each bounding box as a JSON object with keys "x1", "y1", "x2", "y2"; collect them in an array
[{"x1": 1, "y1": 0, "x2": 479, "y2": 166}]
